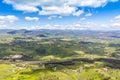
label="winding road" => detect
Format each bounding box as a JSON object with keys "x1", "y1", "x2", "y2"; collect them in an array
[{"x1": 23, "y1": 57, "x2": 120, "y2": 65}]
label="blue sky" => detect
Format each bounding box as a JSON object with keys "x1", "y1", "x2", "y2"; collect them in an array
[{"x1": 0, "y1": 0, "x2": 120, "y2": 30}]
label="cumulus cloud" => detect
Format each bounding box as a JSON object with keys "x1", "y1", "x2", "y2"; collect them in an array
[
  {"x1": 68, "y1": 0, "x2": 118, "y2": 7},
  {"x1": 114, "y1": 15, "x2": 120, "y2": 20},
  {"x1": 0, "y1": 15, "x2": 18, "y2": 23},
  {"x1": 112, "y1": 23, "x2": 120, "y2": 27},
  {"x1": 19, "y1": 15, "x2": 120, "y2": 30},
  {"x1": 32, "y1": 24, "x2": 85, "y2": 30},
  {"x1": 80, "y1": 18, "x2": 86, "y2": 21},
  {"x1": 0, "y1": 24, "x2": 7, "y2": 29},
  {"x1": 3, "y1": 0, "x2": 118, "y2": 16},
  {"x1": 48, "y1": 16, "x2": 56, "y2": 20},
  {"x1": 85, "y1": 13, "x2": 92, "y2": 17},
  {"x1": 73, "y1": 10, "x2": 84, "y2": 16},
  {"x1": 39, "y1": 5, "x2": 76, "y2": 15},
  {"x1": 48, "y1": 15, "x2": 62, "y2": 20},
  {"x1": 3, "y1": 0, "x2": 39, "y2": 12},
  {"x1": 110, "y1": 15, "x2": 120, "y2": 28},
  {"x1": 58, "y1": 16, "x2": 62, "y2": 19},
  {"x1": 13, "y1": 5, "x2": 39, "y2": 13},
  {"x1": 25, "y1": 16, "x2": 39, "y2": 21}
]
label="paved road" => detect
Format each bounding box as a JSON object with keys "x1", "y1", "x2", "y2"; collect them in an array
[{"x1": 23, "y1": 57, "x2": 120, "y2": 65}]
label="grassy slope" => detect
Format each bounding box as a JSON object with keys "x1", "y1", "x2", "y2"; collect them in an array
[{"x1": 0, "y1": 62, "x2": 120, "y2": 80}]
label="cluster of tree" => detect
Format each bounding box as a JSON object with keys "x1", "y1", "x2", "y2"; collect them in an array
[{"x1": 0, "y1": 37, "x2": 120, "y2": 60}]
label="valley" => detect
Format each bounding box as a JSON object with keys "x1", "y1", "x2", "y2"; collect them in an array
[{"x1": 0, "y1": 29, "x2": 120, "y2": 80}]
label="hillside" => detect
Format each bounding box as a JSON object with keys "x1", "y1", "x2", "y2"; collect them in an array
[{"x1": 0, "y1": 29, "x2": 120, "y2": 80}]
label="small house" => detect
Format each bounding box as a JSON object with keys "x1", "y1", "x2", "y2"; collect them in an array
[{"x1": 3, "y1": 54, "x2": 30, "y2": 61}]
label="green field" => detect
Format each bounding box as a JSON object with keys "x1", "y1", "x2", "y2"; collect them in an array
[
  {"x1": 0, "y1": 61, "x2": 120, "y2": 80},
  {"x1": 0, "y1": 32, "x2": 120, "y2": 80}
]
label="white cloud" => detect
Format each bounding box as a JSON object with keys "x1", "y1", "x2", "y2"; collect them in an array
[
  {"x1": 35, "y1": 24, "x2": 85, "y2": 30},
  {"x1": 112, "y1": 23, "x2": 120, "y2": 27},
  {"x1": 3, "y1": 0, "x2": 39, "y2": 12},
  {"x1": 0, "y1": 15, "x2": 18, "y2": 23},
  {"x1": 78, "y1": 21, "x2": 112, "y2": 30},
  {"x1": 108, "y1": 15, "x2": 120, "y2": 30},
  {"x1": 93, "y1": 15, "x2": 120, "y2": 30},
  {"x1": 110, "y1": 15, "x2": 120, "y2": 27},
  {"x1": 58, "y1": 16, "x2": 62, "y2": 19},
  {"x1": 85, "y1": 13, "x2": 92, "y2": 17},
  {"x1": 48, "y1": 15, "x2": 62, "y2": 20},
  {"x1": 39, "y1": 5, "x2": 76, "y2": 15},
  {"x1": 25, "y1": 16, "x2": 39, "y2": 21},
  {"x1": 14, "y1": 5, "x2": 39, "y2": 13},
  {"x1": 48, "y1": 15, "x2": 57, "y2": 20},
  {"x1": 17, "y1": 15, "x2": 120, "y2": 30},
  {"x1": 68, "y1": 0, "x2": 118, "y2": 7},
  {"x1": 3, "y1": 0, "x2": 118, "y2": 15},
  {"x1": 0, "y1": 24, "x2": 7, "y2": 29},
  {"x1": 80, "y1": 18, "x2": 86, "y2": 21},
  {"x1": 115, "y1": 15, "x2": 120, "y2": 19},
  {"x1": 73, "y1": 10, "x2": 84, "y2": 16}
]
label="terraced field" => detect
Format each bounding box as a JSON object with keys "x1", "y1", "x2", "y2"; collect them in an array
[{"x1": 0, "y1": 61, "x2": 120, "y2": 80}]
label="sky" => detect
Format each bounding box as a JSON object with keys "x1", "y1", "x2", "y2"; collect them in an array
[{"x1": 0, "y1": 0, "x2": 120, "y2": 30}]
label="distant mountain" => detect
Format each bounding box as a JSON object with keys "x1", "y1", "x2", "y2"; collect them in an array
[
  {"x1": 7, "y1": 29, "x2": 28, "y2": 34},
  {"x1": 0, "y1": 29, "x2": 13, "y2": 34},
  {"x1": 1, "y1": 29, "x2": 120, "y2": 39},
  {"x1": 7, "y1": 29, "x2": 48, "y2": 37}
]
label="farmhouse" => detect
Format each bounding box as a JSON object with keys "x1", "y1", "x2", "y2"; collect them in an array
[{"x1": 3, "y1": 54, "x2": 30, "y2": 61}]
